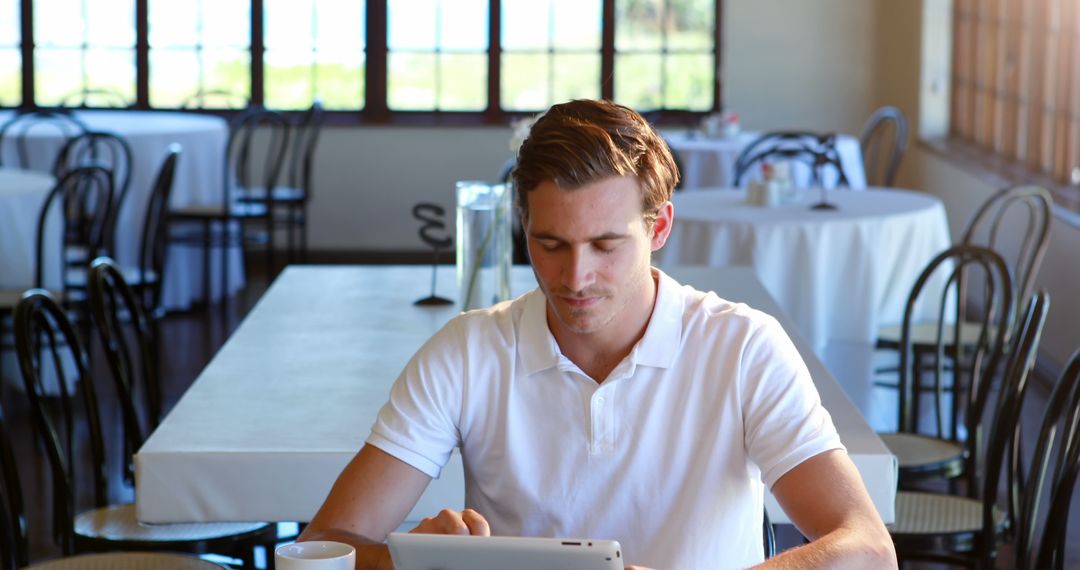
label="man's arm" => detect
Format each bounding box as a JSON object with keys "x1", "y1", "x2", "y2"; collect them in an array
[
  {"x1": 754, "y1": 449, "x2": 897, "y2": 569},
  {"x1": 299, "y1": 444, "x2": 433, "y2": 570}
]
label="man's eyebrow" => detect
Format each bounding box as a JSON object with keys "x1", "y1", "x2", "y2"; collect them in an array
[{"x1": 528, "y1": 231, "x2": 631, "y2": 242}]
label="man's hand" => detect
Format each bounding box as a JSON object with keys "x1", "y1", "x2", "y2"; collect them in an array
[{"x1": 409, "y1": 508, "x2": 491, "y2": 536}]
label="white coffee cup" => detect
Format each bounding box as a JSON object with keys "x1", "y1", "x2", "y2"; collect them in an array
[{"x1": 275, "y1": 541, "x2": 356, "y2": 570}]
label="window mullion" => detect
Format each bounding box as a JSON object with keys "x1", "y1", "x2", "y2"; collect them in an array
[
  {"x1": 20, "y1": 0, "x2": 33, "y2": 107},
  {"x1": 368, "y1": 0, "x2": 388, "y2": 118},
  {"x1": 136, "y1": 0, "x2": 149, "y2": 108},
  {"x1": 487, "y1": 0, "x2": 499, "y2": 119},
  {"x1": 251, "y1": 0, "x2": 265, "y2": 106},
  {"x1": 601, "y1": 0, "x2": 614, "y2": 100}
]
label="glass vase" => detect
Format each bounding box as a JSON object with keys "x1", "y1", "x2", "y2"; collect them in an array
[{"x1": 456, "y1": 181, "x2": 512, "y2": 310}]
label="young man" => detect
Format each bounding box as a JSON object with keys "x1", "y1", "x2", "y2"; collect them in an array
[{"x1": 300, "y1": 99, "x2": 896, "y2": 569}]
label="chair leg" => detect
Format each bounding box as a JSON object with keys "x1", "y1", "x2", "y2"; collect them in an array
[{"x1": 202, "y1": 219, "x2": 212, "y2": 308}]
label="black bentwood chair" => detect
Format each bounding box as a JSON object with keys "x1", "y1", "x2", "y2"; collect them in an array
[
  {"x1": 13, "y1": 290, "x2": 277, "y2": 566},
  {"x1": 1011, "y1": 347, "x2": 1080, "y2": 570},
  {"x1": 0, "y1": 399, "x2": 228, "y2": 570},
  {"x1": 876, "y1": 245, "x2": 1015, "y2": 488},
  {"x1": 888, "y1": 290, "x2": 1049, "y2": 569},
  {"x1": 733, "y1": 131, "x2": 850, "y2": 189},
  {"x1": 51, "y1": 131, "x2": 134, "y2": 257},
  {"x1": 859, "y1": 106, "x2": 908, "y2": 187},
  {"x1": 0, "y1": 110, "x2": 87, "y2": 171}
]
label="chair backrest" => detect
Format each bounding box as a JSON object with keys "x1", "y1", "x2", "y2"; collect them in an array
[
  {"x1": 969, "y1": 291, "x2": 1048, "y2": 566},
  {"x1": 224, "y1": 108, "x2": 291, "y2": 209},
  {"x1": 0, "y1": 110, "x2": 87, "y2": 170},
  {"x1": 88, "y1": 257, "x2": 161, "y2": 485},
  {"x1": 58, "y1": 87, "x2": 130, "y2": 108},
  {"x1": 137, "y1": 146, "x2": 181, "y2": 315},
  {"x1": 961, "y1": 185, "x2": 1052, "y2": 313},
  {"x1": 896, "y1": 244, "x2": 1014, "y2": 445},
  {"x1": 52, "y1": 131, "x2": 134, "y2": 255},
  {"x1": 1014, "y1": 346, "x2": 1080, "y2": 570},
  {"x1": 35, "y1": 165, "x2": 115, "y2": 290},
  {"x1": 859, "y1": 106, "x2": 908, "y2": 187},
  {"x1": 286, "y1": 100, "x2": 325, "y2": 194},
  {"x1": 13, "y1": 289, "x2": 107, "y2": 555},
  {"x1": 181, "y1": 89, "x2": 250, "y2": 110},
  {"x1": 733, "y1": 131, "x2": 850, "y2": 188},
  {"x1": 0, "y1": 400, "x2": 29, "y2": 570}
]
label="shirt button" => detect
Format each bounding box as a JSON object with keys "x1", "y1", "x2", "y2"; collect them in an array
[{"x1": 596, "y1": 397, "x2": 605, "y2": 406}]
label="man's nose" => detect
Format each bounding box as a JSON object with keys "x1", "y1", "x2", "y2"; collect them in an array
[{"x1": 562, "y1": 248, "x2": 595, "y2": 292}]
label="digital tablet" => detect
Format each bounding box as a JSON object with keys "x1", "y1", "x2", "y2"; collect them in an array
[{"x1": 387, "y1": 532, "x2": 623, "y2": 570}]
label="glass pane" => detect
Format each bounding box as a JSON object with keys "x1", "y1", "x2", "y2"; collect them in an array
[
  {"x1": 315, "y1": 0, "x2": 365, "y2": 52},
  {"x1": 313, "y1": 54, "x2": 364, "y2": 111},
  {"x1": 85, "y1": 0, "x2": 135, "y2": 48},
  {"x1": 665, "y1": 0, "x2": 712, "y2": 50},
  {"x1": 34, "y1": 0, "x2": 83, "y2": 47},
  {"x1": 501, "y1": 52, "x2": 550, "y2": 111},
  {"x1": 0, "y1": 50, "x2": 19, "y2": 107},
  {"x1": 441, "y1": 0, "x2": 487, "y2": 51},
  {"x1": 438, "y1": 52, "x2": 485, "y2": 110},
  {"x1": 615, "y1": 53, "x2": 662, "y2": 110},
  {"x1": 84, "y1": 48, "x2": 136, "y2": 105},
  {"x1": 615, "y1": 0, "x2": 662, "y2": 51},
  {"x1": 34, "y1": 48, "x2": 82, "y2": 106},
  {"x1": 502, "y1": 0, "x2": 551, "y2": 51},
  {"x1": 148, "y1": 0, "x2": 199, "y2": 48},
  {"x1": 149, "y1": 49, "x2": 198, "y2": 107},
  {"x1": 552, "y1": 53, "x2": 600, "y2": 103},
  {"x1": 203, "y1": 48, "x2": 250, "y2": 103},
  {"x1": 389, "y1": 0, "x2": 436, "y2": 50},
  {"x1": 1, "y1": 0, "x2": 19, "y2": 44},
  {"x1": 265, "y1": 49, "x2": 313, "y2": 110},
  {"x1": 664, "y1": 53, "x2": 711, "y2": 110},
  {"x1": 202, "y1": 0, "x2": 250, "y2": 48},
  {"x1": 552, "y1": 0, "x2": 600, "y2": 50},
  {"x1": 388, "y1": 52, "x2": 436, "y2": 110},
  {"x1": 265, "y1": 0, "x2": 313, "y2": 51}
]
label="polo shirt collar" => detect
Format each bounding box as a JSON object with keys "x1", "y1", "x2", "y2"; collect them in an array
[{"x1": 516, "y1": 268, "x2": 685, "y2": 376}]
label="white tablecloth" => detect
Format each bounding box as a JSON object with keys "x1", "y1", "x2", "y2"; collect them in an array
[
  {"x1": 664, "y1": 131, "x2": 867, "y2": 190},
  {"x1": 0, "y1": 110, "x2": 242, "y2": 308},
  {"x1": 135, "y1": 265, "x2": 897, "y2": 526},
  {"x1": 655, "y1": 188, "x2": 952, "y2": 428},
  {"x1": 0, "y1": 168, "x2": 60, "y2": 289}
]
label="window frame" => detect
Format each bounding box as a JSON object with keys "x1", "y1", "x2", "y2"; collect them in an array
[{"x1": 11, "y1": 0, "x2": 724, "y2": 125}]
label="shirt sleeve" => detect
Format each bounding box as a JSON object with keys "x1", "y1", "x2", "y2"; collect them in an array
[
  {"x1": 740, "y1": 315, "x2": 845, "y2": 489},
  {"x1": 366, "y1": 317, "x2": 465, "y2": 478}
]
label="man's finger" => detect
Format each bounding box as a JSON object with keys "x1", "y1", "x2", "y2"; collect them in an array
[{"x1": 461, "y1": 508, "x2": 491, "y2": 536}]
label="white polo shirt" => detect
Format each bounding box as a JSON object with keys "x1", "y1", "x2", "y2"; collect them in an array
[{"x1": 368, "y1": 269, "x2": 843, "y2": 570}]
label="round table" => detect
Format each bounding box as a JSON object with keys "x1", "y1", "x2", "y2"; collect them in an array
[
  {"x1": 656, "y1": 187, "x2": 952, "y2": 429},
  {"x1": 0, "y1": 110, "x2": 240, "y2": 308},
  {"x1": 663, "y1": 130, "x2": 868, "y2": 190},
  {"x1": 0, "y1": 168, "x2": 60, "y2": 290}
]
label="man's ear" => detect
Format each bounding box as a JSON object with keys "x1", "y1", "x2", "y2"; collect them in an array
[{"x1": 650, "y1": 201, "x2": 674, "y2": 251}]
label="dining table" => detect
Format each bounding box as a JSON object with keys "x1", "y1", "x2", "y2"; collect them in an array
[
  {"x1": 134, "y1": 264, "x2": 898, "y2": 528},
  {"x1": 663, "y1": 130, "x2": 868, "y2": 190},
  {"x1": 655, "y1": 187, "x2": 952, "y2": 429},
  {"x1": 0, "y1": 110, "x2": 242, "y2": 309}
]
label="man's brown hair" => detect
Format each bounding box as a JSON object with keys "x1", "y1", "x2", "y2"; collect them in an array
[{"x1": 512, "y1": 99, "x2": 679, "y2": 227}]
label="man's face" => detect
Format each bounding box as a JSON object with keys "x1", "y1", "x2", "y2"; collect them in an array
[{"x1": 523, "y1": 176, "x2": 671, "y2": 338}]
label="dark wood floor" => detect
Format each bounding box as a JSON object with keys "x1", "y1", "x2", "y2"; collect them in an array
[{"x1": 2, "y1": 266, "x2": 1076, "y2": 567}]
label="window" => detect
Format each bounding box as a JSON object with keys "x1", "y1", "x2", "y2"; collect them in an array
[
  {"x1": 265, "y1": 0, "x2": 365, "y2": 110},
  {"x1": 387, "y1": 0, "x2": 486, "y2": 111},
  {"x1": 33, "y1": 0, "x2": 135, "y2": 107},
  {"x1": 615, "y1": 0, "x2": 714, "y2": 111},
  {"x1": 501, "y1": 0, "x2": 602, "y2": 111},
  {"x1": 3, "y1": 0, "x2": 722, "y2": 121},
  {"x1": 0, "y1": 0, "x2": 18, "y2": 106},
  {"x1": 951, "y1": 0, "x2": 1080, "y2": 186},
  {"x1": 149, "y1": 0, "x2": 251, "y2": 109}
]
